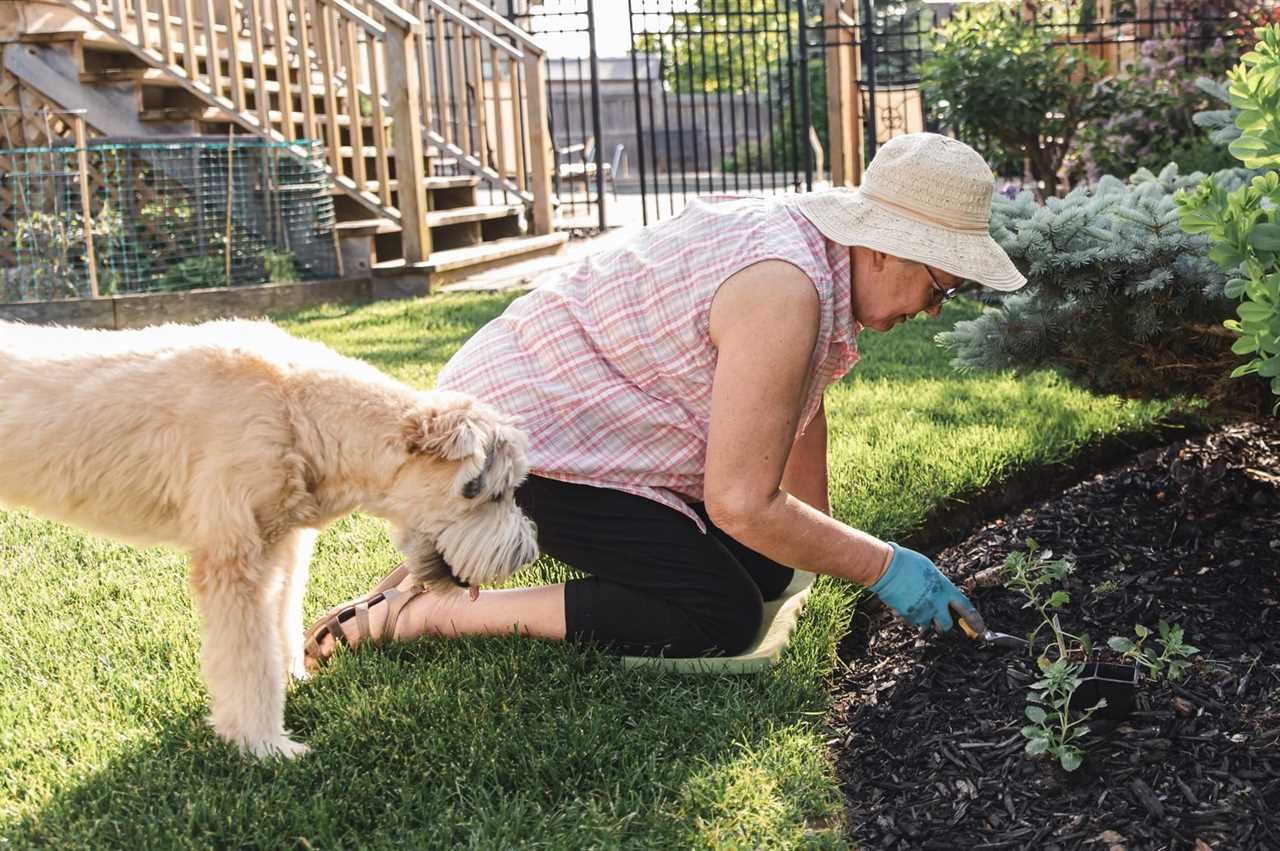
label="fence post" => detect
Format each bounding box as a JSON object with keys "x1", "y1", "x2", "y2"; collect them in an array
[
  {"x1": 73, "y1": 114, "x2": 100, "y2": 299},
  {"x1": 825, "y1": 0, "x2": 861, "y2": 187},
  {"x1": 524, "y1": 47, "x2": 554, "y2": 236},
  {"x1": 384, "y1": 20, "x2": 432, "y2": 267}
]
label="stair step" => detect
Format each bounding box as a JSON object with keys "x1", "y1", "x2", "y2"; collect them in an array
[
  {"x1": 80, "y1": 67, "x2": 332, "y2": 98},
  {"x1": 374, "y1": 233, "x2": 569, "y2": 276},
  {"x1": 425, "y1": 204, "x2": 523, "y2": 228},
  {"x1": 139, "y1": 105, "x2": 392, "y2": 126},
  {"x1": 335, "y1": 218, "x2": 400, "y2": 237},
  {"x1": 70, "y1": 23, "x2": 289, "y2": 69},
  {"x1": 18, "y1": 32, "x2": 86, "y2": 45},
  {"x1": 79, "y1": 67, "x2": 172, "y2": 85},
  {"x1": 333, "y1": 175, "x2": 480, "y2": 195}
]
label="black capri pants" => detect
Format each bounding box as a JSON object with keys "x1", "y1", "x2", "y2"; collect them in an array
[{"x1": 514, "y1": 474, "x2": 795, "y2": 657}]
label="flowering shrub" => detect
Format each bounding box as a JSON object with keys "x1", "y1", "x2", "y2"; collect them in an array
[{"x1": 1068, "y1": 37, "x2": 1238, "y2": 184}]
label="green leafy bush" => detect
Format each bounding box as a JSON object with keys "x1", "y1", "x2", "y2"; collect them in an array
[
  {"x1": 1176, "y1": 25, "x2": 1280, "y2": 409},
  {"x1": 919, "y1": 5, "x2": 1109, "y2": 196}
]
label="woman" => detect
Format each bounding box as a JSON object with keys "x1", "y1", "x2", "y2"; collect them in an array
[{"x1": 304, "y1": 132, "x2": 1026, "y2": 664}]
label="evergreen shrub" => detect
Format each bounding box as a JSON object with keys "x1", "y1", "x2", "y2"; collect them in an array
[{"x1": 936, "y1": 164, "x2": 1256, "y2": 400}]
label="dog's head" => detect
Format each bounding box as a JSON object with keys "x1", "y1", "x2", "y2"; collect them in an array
[{"x1": 382, "y1": 391, "x2": 539, "y2": 589}]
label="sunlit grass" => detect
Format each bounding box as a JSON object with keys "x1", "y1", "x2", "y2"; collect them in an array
[{"x1": 0, "y1": 292, "x2": 1179, "y2": 848}]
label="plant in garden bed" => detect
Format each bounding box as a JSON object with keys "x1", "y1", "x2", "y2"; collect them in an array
[
  {"x1": 1107, "y1": 620, "x2": 1200, "y2": 681},
  {"x1": 998, "y1": 540, "x2": 1198, "y2": 772},
  {"x1": 1021, "y1": 654, "x2": 1106, "y2": 772},
  {"x1": 1001, "y1": 540, "x2": 1108, "y2": 771},
  {"x1": 1176, "y1": 24, "x2": 1280, "y2": 411}
]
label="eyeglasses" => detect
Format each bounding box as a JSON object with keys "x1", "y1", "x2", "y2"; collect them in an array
[{"x1": 921, "y1": 263, "x2": 968, "y2": 306}]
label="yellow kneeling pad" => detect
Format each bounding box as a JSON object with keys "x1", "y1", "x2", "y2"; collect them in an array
[{"x1": 620, "y1": 570, "x2": 816, "y2": 674}]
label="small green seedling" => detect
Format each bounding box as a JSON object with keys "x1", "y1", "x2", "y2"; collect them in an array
[
  {"x1": 1090, "y1": 578, "x2": 1121, "y2": 599},
  {"x1": 1001, "y1": 545, "x2": 1202, "y2": 773},
  {"x1": 1000, "y1": 538, "x2": 1077, "y2": 651},
  {"x1": 1021, "y1": 654, "x2": 1107, "y2": 772},
  {"x1": 1107, "y1": 620, "x2": 1200, "y2": 681}
]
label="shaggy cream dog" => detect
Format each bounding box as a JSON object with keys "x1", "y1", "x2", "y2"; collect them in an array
[{"x1": 0, "y1": 319, "x2": 539, "y2": 758}]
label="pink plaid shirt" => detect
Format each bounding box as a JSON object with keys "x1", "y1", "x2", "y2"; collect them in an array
[{"x1": 436, "y1": 194, "x2": 861, "y2": 531}]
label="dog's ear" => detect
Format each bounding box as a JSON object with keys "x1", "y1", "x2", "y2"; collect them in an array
[{"x1": 403, "y1": 404, "x2": 486, "y2": 462}]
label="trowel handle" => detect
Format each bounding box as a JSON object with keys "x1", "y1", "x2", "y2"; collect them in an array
[{"x1": 950, "y1": 600, "x2": 988, "y2": 638}]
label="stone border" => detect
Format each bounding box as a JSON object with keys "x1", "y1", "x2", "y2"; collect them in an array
[{"x1": 0, "y1": 275, "x2": 425, "y2": 328}]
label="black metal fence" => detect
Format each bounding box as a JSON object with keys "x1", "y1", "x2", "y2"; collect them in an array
[
  {"x1": 483, "y1": 0, "x2": 609, "y2": 229},
  {"x1": 485, "y1": 1, "x2": 1264, "y2": 228},
  {"x1": 829, "y1": 0, "x2": 1252, "y2": 160}
]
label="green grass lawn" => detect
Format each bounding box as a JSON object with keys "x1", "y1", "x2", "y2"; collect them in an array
[{"x1": 0, "y1": 294, "x2": 1180, "y2": 849}]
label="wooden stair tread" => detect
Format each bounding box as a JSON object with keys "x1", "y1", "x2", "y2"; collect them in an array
[
  {"x1": 329, "y1": 175, "x2": 480, "y2": 195},
  {"x1": 69, "y1": 24, "x2": 289, "y2": 68},
  {"x1": 425, "y1": 203, "x2": 523, "y2": 228},
  {"x1": 335, "y1": 217, "x2": 400, "y2": 236},
  {"x1": 80, "y1": 67, "x2": 332, "y2": 98},
  {"x1": 140, "y1": 106, "x2": 392, "y2": 126},
  {"x1": 373, "y1": 233, "x2": 569, "y2": 275}
]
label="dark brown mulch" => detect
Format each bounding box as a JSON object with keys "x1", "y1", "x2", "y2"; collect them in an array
[{"x1": 829, "y1": 420, "x2": 1280, "y2": 851}]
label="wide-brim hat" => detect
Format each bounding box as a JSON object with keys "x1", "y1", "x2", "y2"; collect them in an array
[{"x1": 792, "y1": 133, "x2": 1026, "y2": 291}]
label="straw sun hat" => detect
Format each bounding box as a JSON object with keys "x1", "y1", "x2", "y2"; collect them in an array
[{"x1": 792, "y1": 133, "x2": 1026, "y2": 291}]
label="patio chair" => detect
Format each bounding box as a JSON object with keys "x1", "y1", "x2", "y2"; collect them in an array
[{"x1": 556, "y1": 137, "x2": 626, "y2": 201}]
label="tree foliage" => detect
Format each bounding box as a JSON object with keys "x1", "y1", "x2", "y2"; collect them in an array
[{"x1": 919, "y1": 4, "x2": 1110, "y2": 196}]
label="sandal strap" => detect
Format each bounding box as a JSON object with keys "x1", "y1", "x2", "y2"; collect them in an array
[
  {"x1": 305, "y1": 615, "x2": 348, "y2": 661},
  {"x1": 376, "y1": 586, "x2": 417, "y2": 644}
]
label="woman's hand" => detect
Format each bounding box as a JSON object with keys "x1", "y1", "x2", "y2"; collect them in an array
[{"x1": 868, "y1": 543, "x2": 978, "y2": 633}]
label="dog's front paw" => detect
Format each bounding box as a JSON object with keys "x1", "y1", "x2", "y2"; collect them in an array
[
  {"x1": 285, "y1": 654, "x2": 311, "y2": 683},
  {"x1": 245, "y1": 735, "x2": 310, "y2": 760}
]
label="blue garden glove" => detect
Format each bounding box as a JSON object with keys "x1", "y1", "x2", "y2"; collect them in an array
[{"x1": 868, "y1": 543, "x2": 979, "y2": 633}]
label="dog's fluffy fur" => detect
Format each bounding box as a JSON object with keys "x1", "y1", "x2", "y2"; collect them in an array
[{"x1": 0, "y1": 319, "x2": 538, "y2": 758}]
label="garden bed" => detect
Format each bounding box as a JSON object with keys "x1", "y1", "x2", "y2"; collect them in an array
[{"x1": 831, "y1": 420, "x2": 1280, "y2": 849}]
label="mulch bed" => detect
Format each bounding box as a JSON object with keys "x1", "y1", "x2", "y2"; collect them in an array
[{"x1": 829, "y1": 420, "x2": 1280, "y2": 850}]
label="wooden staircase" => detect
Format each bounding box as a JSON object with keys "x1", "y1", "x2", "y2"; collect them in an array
[{"x1": 3, "y1": 0, "x2": 566, "y2": 291}]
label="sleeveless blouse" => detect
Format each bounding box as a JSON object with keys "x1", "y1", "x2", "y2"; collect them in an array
[{"x1": 436, "y1": 194, "x2": 861, "y2": 531}]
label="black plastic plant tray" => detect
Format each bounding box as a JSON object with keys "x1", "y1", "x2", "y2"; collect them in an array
[{"x1": 1068, "y1": 661, "x2": 1141, "y2": 720}]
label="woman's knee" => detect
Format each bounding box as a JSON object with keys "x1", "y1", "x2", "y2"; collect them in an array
[
  {"x1": 693, "y1": 587, "x2": 764, "y2": 656},
  {"x1": 754, "y1": 566, "x2": 795, "y2": 602}
]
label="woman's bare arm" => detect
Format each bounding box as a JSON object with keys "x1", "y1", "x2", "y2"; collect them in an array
[
  {"x1": 704, "y1": 260, "x2": 891, "y2": 587},
  {"x1": 781, "y1": 399, "x2": 830, "y2": 516}
]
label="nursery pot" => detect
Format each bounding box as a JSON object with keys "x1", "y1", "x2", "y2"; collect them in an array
[{"x1": 1068, "y1": 660, "x2": 1141, "y2": 720}]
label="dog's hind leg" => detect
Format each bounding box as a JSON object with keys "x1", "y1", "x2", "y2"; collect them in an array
[
  {"x1": 190, "y1": 543, "x2": 307, "y2": 759},
  {"x1": 276, "y1": 528, "x2": 319, "y2": 683}
]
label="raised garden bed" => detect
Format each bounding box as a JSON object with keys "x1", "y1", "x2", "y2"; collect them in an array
[{"x1": 830, "y1": 420, "x2": 1280, "y2": 849}]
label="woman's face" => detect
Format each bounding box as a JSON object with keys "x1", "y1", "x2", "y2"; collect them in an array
[{"x1": 849, "y1": 246, "x2": 964, "y2": 332}]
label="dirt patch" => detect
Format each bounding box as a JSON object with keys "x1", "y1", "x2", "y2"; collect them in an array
[{"x1": 830, "y1": 421, "x2": 1280, "y2": 850}]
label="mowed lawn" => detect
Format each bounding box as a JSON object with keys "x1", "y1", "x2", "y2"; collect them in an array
[{"x1": 0, "y1": 294, "x2": 1178, "y2": 849}]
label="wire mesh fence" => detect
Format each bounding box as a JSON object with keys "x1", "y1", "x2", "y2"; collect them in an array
[{"x1": 1, "y1": 127, "x2": 340, "y2": 304}]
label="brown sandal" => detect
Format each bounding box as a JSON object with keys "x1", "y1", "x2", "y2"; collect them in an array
[{"x1": 303, "y1": 563, "x2": 421, "y2": 671}]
